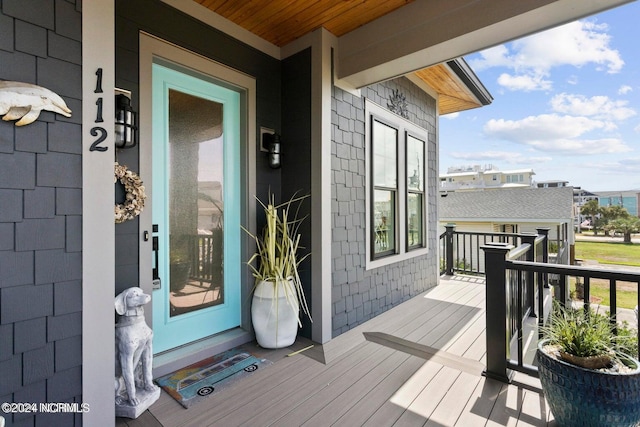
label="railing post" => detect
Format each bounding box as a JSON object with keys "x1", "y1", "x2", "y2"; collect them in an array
[
  {"x1": 482, "y1": 243, "x2": 514, "y2": 383},
  {"x1": 521, "y1": 233, "x2": 537, "y2": 317},
  {"x1": 445, "y1": 223, "x2": 455, "y2": 276},
  {"x1": 536, "y1": 228, "x2": 550, "y2": 287}
]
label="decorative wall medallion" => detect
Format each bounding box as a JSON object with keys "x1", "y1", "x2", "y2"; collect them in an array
[
  {"x1": 387, "y1": 88, "x2": 409, "y2": 119},
  {"x1": 0, "y1": 81, "x2": 72, "y2": 126}
]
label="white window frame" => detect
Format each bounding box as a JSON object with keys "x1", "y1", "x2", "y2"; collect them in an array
[{"x1": 365, "y1": 99, "x2": 429, "y2": 270}]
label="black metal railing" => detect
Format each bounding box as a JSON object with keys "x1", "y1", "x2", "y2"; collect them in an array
[
  {"x1": 439, "y1": 224, "x2": 551, "y2": 276},
  {"x1": 483, "y1": 239, "x2": 640, "y2": 383},
  {"x1": 188, "y1": 231, "x2": 223, "y2": 285}
]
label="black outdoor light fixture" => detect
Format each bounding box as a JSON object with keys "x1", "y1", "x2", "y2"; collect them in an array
[
  {"x1": 115, "y1": 93, "x2": 137, "y2": 149},
  {"x1": 262, "y1": 131, "x2": 281, "y2": 169}
]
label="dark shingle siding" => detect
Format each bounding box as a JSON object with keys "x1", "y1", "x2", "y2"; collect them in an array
[
  {"x1": 0, "y1": 2, "x2": 83, "y2": 424},
  {"x1": 2, "y1": 0, "x2": 55, "y2": 29},
  {"x1": 0, "y1": 152, "x2": 36, "y2": 189}
]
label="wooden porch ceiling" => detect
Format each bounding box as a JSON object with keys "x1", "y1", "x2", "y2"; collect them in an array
[
  {"x1": 193, "y1": 0, "x2": 489, "y2": 114},
  {"x1": 195, "y1": 0, "x2": 413, "y2": 47}
]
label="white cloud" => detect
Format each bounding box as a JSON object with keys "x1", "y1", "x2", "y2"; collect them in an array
[
  {"x1": 618, "y1": 85, "x2": 633, "y2": 95},
  {"x1": 582, "y1": 158, "x2": 640, "y2": 174},
  {"x1": 483, "y1": 114, "x2": 631, "y2": 154},
  {"x1": 497, "y1": 73, "x2": 552, "y2": 92},
  {"x1": 441, "y1": 112, "x2": 459, "y2": 119},
  {"x1": 550, "y1": 93, "x2": 636, "y2": 121},
  {"x1": 469, "y1": 20, "x2": 623, "y2": 91}
]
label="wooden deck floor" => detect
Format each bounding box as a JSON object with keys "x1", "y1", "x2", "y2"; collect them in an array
[{"x1": 118, "y1": 275, "x2": 556, "y2": 427}]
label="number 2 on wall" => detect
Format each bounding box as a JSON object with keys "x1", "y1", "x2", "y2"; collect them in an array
[{"x1": 90, "y1": 68, "x2": 108, "y2": 152}]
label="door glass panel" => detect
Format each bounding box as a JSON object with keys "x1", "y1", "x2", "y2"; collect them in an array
[{"x1": 168, "y1": 89, "x2": 224, "y2": 317}]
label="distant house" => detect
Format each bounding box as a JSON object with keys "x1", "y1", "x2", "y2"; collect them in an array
[
  {"x1": 535, "y1": 180, "x2": 569, "y2": 188},
  {"x1": 439, "y1": 187, "x2": 575, "y2": 258},
  {"x1": 440, "y1": 164, "x2": 535, "y2": 192}
]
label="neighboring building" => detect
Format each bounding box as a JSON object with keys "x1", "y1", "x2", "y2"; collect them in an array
[
  {"x1": 574, "y1": 187, "x2": 599, "y2": 230},
  {"x1": 440, "y1": 164, "x2": 535, "y2": 192},
  {"x1": 596, "y1": 190, "x2": 640, "y2": 218},
  {"x1": 535, "y1": 180, "x2": 569, "y2": 188},
  {"x1": 439, "y1": 186, "x2": 575, "y2": 251},
  {"x1": 0, "y1": 1, "x2": 628, "y2": 425}
]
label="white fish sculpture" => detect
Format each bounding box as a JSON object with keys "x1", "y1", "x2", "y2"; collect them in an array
[{"x1": 0, "y1": 80, "x2": 72, "y2": 126}]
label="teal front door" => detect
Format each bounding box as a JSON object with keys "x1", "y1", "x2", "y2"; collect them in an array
[{"x1": 152, "y1": 62, "x2": 242, "y2": 353}]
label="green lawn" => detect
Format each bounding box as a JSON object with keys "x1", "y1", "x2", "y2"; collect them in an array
[
  {"x1": 569, "y1": 278, "x2": 638, "y2": 309},
  {"x1": 572, "y1": 240, "x2": 639, "y2": 309},
  {"x1": 575, "y1": 240, "x2": 640, "y2": 267}
]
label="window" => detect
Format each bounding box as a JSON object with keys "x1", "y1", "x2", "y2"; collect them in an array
[
  {"x1": 406, "y1": 134, "x2": 424, "y2": 249},
  {"x1": 372, "y1": 119, "x2": 397, "y2": 257},
  {"x1": 365, "y1": 99, "x2": 429, "y2": 269}
]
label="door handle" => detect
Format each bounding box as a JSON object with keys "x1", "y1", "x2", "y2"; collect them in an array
[{"x1": 152, "y1": 224, "x2": 161, "y2": 290}]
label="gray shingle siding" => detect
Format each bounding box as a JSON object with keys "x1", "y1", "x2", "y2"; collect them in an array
[
  {"x1": 0, "y1": 1, "x2": 83, "y2": 425},
  {"x1": 331, "y1": 78, "x2": 439, "y2": 337}
]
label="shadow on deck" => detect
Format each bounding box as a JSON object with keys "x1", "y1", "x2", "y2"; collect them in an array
[{"x1": 118, "y1": 275, "x2": 555, "y2": 427}]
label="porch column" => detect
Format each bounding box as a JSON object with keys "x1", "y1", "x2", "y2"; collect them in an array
[
  {"x1": 82, "y1": 1, "x2": 115, "y2": 425},
  {"x1": 310, "y1": 28, "x2": 334, "y2": 344}
]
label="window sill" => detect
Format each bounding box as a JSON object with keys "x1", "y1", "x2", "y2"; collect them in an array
[{"x1": 366, "y1": 247, "x2": 429, "y2": 271}]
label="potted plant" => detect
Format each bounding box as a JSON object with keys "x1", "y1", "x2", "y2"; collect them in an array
[
  {"x1": 243, "y1": 193, "x2": 311, "y2": 348},
  {"x1": 537, "y1": 302, "x2": 640, "y2": 427}
]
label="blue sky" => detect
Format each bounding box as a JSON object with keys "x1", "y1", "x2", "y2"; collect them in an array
[{"x1": 440, "y1": 1, "x2": 640, "y2": 192}]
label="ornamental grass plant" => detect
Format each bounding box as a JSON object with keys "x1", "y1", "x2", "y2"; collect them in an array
[
  {"x1": 542, "y1": 301, "x2": 639, "y2": 369},
  {"x1": 242, "y1": 192, "x2": 311, "y2": 325}
]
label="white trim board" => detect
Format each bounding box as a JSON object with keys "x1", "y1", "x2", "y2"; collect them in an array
[{"x1": 82, "y1": 1, "x2": 116, "y2": 426}]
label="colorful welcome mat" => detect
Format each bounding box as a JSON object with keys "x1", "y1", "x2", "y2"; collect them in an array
[{"x1": 155, "y1": 349, "x2": 271, "y2": 408}]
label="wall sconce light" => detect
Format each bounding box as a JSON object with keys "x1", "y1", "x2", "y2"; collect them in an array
[
  {"x1": 261, "y1": 128, "x2": 281, "y2": 169},
  {"x1": 115, "y1": 93, "x2": 137, "y2": 149}
]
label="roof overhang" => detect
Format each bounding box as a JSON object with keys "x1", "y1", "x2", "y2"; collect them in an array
[{"x1": 336, "y1": 0, "x2": 634, "y2": 88}]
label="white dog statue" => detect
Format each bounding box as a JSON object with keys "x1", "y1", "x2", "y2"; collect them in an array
[{"x1": 115, "y1": 287, "x2": 160, "y2": 418}]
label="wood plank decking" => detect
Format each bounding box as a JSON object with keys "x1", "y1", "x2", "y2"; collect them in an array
[{"x1": 118, "y1": 275, "x2": 556, "y2": 427}]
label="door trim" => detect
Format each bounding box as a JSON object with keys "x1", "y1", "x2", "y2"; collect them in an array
[{"x1": 139, "y1": 32, "x2": 257, "y2": 365}]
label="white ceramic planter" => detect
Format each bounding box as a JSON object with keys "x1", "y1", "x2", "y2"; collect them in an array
[{"x1": 251, "y1": 279, "x2": 300, "y2": 348}]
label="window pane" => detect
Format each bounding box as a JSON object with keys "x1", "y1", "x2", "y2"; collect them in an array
[
  {"x1": 407, "y1": 135, "x2": 424, "y2": 191},
  {"x1": 373, "y1": 120, "x2": 397, "y2": 188},
  {"x1": 407, "y1": 193, "x2": 423, "y2": 248},
  {"x1": 373, "y1": 189, "x2": 395, "y2": 255}
]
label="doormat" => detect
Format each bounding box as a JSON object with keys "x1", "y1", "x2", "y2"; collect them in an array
[{"x1": 155, "y1": 349, "x2": 271, "y2": 408}]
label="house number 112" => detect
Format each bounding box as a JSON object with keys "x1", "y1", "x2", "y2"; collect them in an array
[{"x1": 89, "y1": 68, "x2": 108, "y2": 152}]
